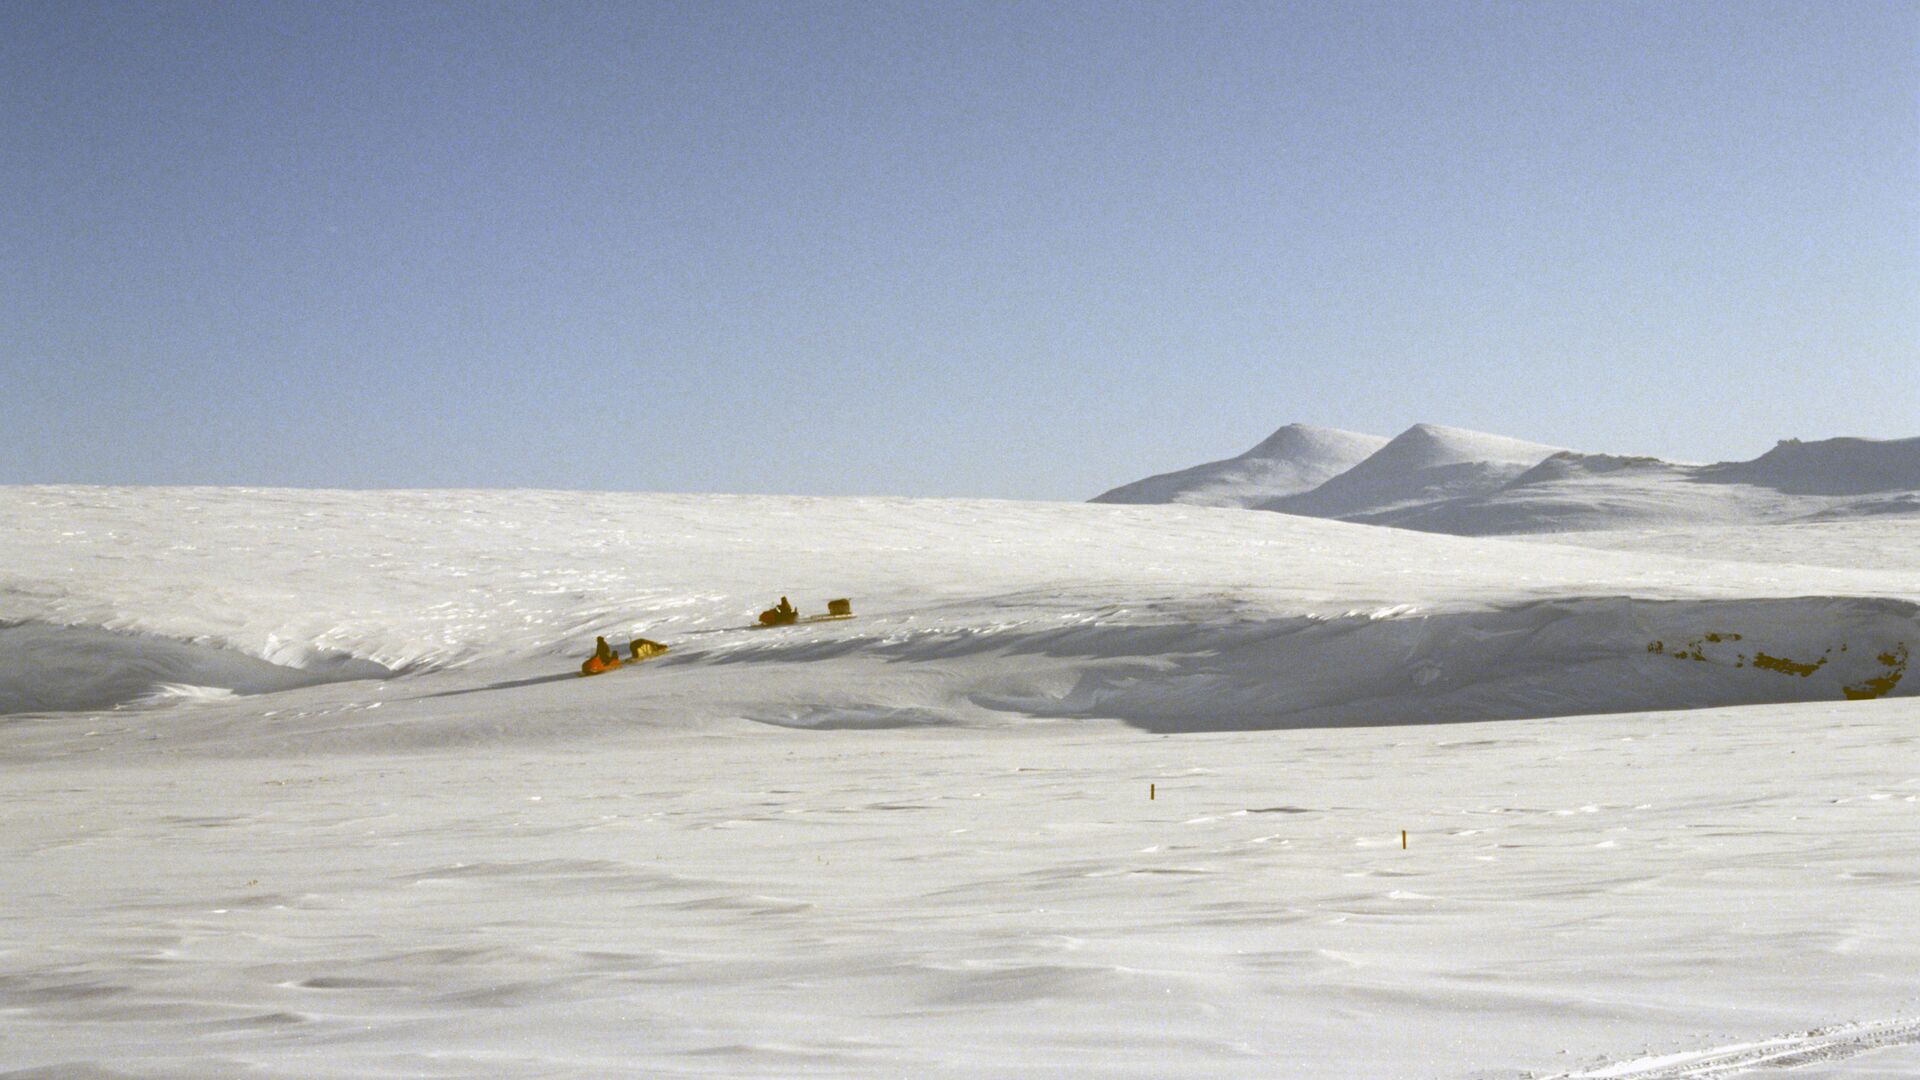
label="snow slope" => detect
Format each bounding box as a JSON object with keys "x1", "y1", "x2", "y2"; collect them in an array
[
  {"x1": 3, "y1": 486, "x2": 1914, "y2": 731},
  {"x1": 1259, "y1": 422, "x2": 1568, "y2": 522},
  {"x1": 3, "y1": 486, "x2": 1919, "y2": 1079},
  {"x1": 1091, "y1": 424, "x2": 1389, "y2": 508}
]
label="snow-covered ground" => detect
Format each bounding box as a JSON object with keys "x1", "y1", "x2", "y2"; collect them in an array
[{"x1": 3, "y1": 486, "x2": 1918, "y2": 1078}]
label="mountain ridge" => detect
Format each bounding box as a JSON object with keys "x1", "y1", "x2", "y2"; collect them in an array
[
  {"x1": 1260, "y1": 423, "x2": 1568, "y2": 520},
  {"x1": 1097, "y1": 426, "x2": 1920, "y2": 535}
]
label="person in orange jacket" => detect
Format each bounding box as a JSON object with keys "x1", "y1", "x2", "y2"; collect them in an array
[{"x1": 581, "y1": 635, "x2": 622, "y2": 676}]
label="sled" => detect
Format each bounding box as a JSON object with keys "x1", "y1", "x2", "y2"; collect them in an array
[
  {"x1": 754, "y1": 598, "x2": 853, "y2": 628},
  {"x1": 748, "y1": 612, "x2": 856, "y2": 630},
  {"x1": 579, "y1": 638, "x2": 670, "y2": 676}
]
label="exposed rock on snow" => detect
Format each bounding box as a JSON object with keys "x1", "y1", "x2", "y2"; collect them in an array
[
  {"x1": 1091, "y1": 424, "x2": 1388, "y2": 508},
  {"x1": 1512, "y1": 451, "x2": 1682, "y2": 483}
]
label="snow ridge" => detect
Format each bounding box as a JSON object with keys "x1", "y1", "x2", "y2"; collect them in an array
[
  {"x1": 1701, "y1": 434, "x2": 1920, "y2": 495},
  {"x1": 713, "y1": 594, "x2": 1919, "y2": 732}
]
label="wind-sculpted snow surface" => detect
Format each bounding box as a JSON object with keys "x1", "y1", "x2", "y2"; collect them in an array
[
  {"x1": 0, "y1": 620, "x2": 403, "y2": 713},
  {"x1": 1547, "y1": 1018, "x2": 1920, "y2": 1078},
  {"x1": 3, "y1": 486, "x2": 1915, "y2": 725},
  {"x1": 8, "y1": 695, "x2": 1920, "y2": 1079},
  {"x1": 4, "y1": 487, "x2": 1920, "y2": 1079},
  {"x1": 692, "y1": 595, "x2": 1919, "y2": 732}
]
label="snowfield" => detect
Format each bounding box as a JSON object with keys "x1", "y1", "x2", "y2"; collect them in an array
[{"x1": 3, "y1": 485, "x2": 1918, "y2": 1078}]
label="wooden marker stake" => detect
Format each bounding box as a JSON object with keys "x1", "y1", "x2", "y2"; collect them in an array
[
  {"x1": 1150, "y1": 783, "x2": 1155, "y2": 800},
  {"x1": 1401, "y1": 830, "x2": 1407, "y2": 849}
]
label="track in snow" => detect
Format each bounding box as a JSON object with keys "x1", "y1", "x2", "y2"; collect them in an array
[{"x1": 1548, "y1": 1018, "x2": 1920, "y2": 1079}]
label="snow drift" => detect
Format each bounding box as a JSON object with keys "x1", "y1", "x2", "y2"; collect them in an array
[
  {"x1": 0, "y1": 620, "x2": 404, "y2": 714},
  {"x1": 694, "y1": 594, "x2": 1918, "y2": 732}
]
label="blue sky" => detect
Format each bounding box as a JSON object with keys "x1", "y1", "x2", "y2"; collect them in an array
[{"x1": 4, "y1": 1, "x2": 1915, "y2": 498}]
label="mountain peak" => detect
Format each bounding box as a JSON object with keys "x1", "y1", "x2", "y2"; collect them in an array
[
  {"x1": 1242, "y1": 424, "x2": 1389, "y2": 461},
  {"x1": 1091, "y1": 424, "x2": 1387, "y2": 508},
  {"x1": 1369, "y1": 424, "x2": 1568, "y2": 468},
  {"x1": 1263, "y1": 424, "x2": 1568, "y2": 519}
]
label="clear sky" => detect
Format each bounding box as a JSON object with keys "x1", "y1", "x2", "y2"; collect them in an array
[{"x1": 4, "y1": 1, "x2": 1915, "y2": 499}]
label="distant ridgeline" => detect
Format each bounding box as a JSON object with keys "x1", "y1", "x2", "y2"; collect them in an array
[{"x1": 1094, "y1": 426, "x2": 1920, "y2": 536}]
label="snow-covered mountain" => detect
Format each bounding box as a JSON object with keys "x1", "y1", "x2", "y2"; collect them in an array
[
  {"x1": 1376, "y1": 452, "x2": 1715, "y2": 534},
  {"x1": 1100, "y1": 425, "x2": 1920, "y2": 535},
  {"x1": 1090, "y1": 424, "x2": 1387, "y2": 508},
  {"x1": 1387, "y1": 437, "x2": 1920, "y2": 535},
  {"x1": 1260, "y1": 423, "x2": 1567, "y2": 521},
  {"x1": 1700, "y1": 435, "x2": 1920, "y2": 495}
]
